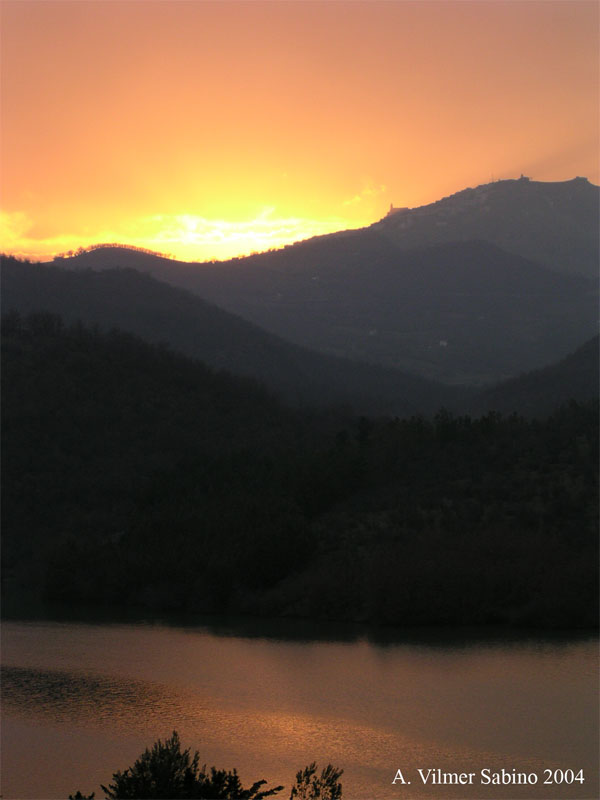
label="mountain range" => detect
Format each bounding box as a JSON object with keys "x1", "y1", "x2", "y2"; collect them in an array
[
  {"x1": 373, "y1": 175, "x2": 599, "y2": 278},
  {"x1": 3, "y1": 171, "x2": 598, "y2": 625},
  {"x1": 2, "y1": 257, "x2": 598, "y2": 419},
  {"x1": 1, "y1": 257, "x2": 468, "y2": 417},
  {"x1": 48, "y1": 177, "x2": 599, "y2": 385}
]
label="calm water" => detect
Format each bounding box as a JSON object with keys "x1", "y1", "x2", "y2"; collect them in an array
[{"x1": 1, "y1": 614, "x2": 598, "y2": 800}]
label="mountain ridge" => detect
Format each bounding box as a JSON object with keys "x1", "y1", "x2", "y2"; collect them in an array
[
  {"x1": 373, "y1": 176, "x2": 599, "y2": 278},
  {"x1": 3, "y1": 257, "x2": 597, "y2": 419},
  {"x1": 39, "y1": 237, "x2": 597, "y2": 385},
  {"x1": 472, "y1": 334, "x2": 599, "y2": 417},
  {"x1": 27, "y1": 175, "x2": 600, "y2": 384},
  {"x1": 1, "y1": 256, "x2": 469, "y2": 416},
  {"x1": 48, "y1": 175, "x2": 599, "y2": 276}
]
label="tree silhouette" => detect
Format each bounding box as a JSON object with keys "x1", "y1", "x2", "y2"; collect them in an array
[
  {"x1": 289, "y1": 763, "x2": 343, "y2": 800},
  {"x1": 98, "y1": 731, "x2": 283, "y2": 799},
  {"x1": 71, "y1": 731, "x2": 343, "y2": 799}
]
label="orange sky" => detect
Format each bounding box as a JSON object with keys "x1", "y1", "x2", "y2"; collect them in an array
[{"x1": 2, "y1": 0, "x2": 598, "y2": 262}]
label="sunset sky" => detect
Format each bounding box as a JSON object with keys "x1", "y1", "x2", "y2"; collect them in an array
[{"x1": 2, "y1": 0, "x2": 598, "y2": 262}]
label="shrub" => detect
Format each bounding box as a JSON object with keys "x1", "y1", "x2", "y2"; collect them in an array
[
  {"x1": 290, "y1": 763, "x2": 343, "y2": 800},
  {"x1": 71, "y1": 731, "x2": 342, "y2": 799}
]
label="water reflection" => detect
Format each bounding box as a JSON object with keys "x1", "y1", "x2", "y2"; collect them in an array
[
  {"x1": 1, "y1": 618, "x2": 598, "y2": 800},
  {"x1": 2, "y1": 665, "x2": 200, "y2": 729}
]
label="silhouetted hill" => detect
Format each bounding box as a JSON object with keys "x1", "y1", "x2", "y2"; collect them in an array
[
  {"x1": 48, "y1": 233, "x2": 597, "y2": 384},
  {"x1": 1, "y1": 257, "x2": 466, "y2": 416},
  {"x1": 375, "y1": 176, "x2": 599, "y2": 278},
  {"x1": 473, "y1": 335, "x2": 599, "y2": 417},
  {"x1": 38, "y1": 178, "x2": 599, "y2": 384}
]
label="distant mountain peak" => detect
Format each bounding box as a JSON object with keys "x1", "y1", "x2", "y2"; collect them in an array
[
  {"x1": 374, "y1": 175, "x2": 599, "y2": 278},
  {"x1": 383, "y1": 175, "x2": 596, "y2": 220}
]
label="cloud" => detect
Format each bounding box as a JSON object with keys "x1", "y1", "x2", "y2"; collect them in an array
[
  {"x1": 343, "y1": 184, "x2": 387, "y2": 207},
  {"x1": 142, "y1": 210, "x2": 350, "y2": 258},
  {"x1": 1, "y1": 208, "x2": 356, "y2": 262},
  {"x1": 0, "y1": 210, "x2": 33, "y2": 247}
]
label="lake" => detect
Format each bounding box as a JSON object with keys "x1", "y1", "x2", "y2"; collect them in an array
[{"x1": 1, "y1": 612, "x2": 598, "y2": 799}]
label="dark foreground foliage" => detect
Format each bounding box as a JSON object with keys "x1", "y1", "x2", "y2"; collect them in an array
[
  {"x1": 289, "y1": 764, "x2": 343, "y2": 800},
  {"x1": 3, "y1": 315, "x2": 598, "y2": 627},
  {"x1": 70, "y1": 731, "x2": 341, "y2": 800}
]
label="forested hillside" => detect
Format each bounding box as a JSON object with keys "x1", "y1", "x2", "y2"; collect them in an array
[
  {"x1": 3, "y1": 316, "x2": 597, "y2": 627},
  {"x1": 1, "y1": 312, "x2": 310, "y2": 577},
  {"x1": 473, "y1": 335, "x2": 599, "y2": 417}
]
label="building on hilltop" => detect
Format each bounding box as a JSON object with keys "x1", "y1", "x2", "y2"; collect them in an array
[{"x1": 386, "y1": 203, "x2": 409, "y2": 217}]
